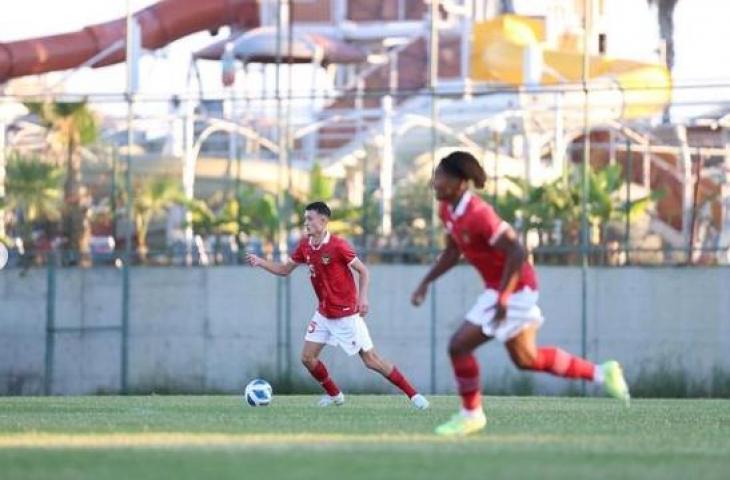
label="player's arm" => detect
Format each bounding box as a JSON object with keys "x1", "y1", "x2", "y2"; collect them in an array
[
  {"x1": 348, "y1": 258, "x2": 370, "y2": 316},
  {"x1": 411, "y1": 235, "x2": 461, "y2": 306},
  {"x1": 246, "y1": 253, "x2": 299, "y2": 276},
  {"x1": 491, "y1": 225, "x2": 527, "y2": 320}
]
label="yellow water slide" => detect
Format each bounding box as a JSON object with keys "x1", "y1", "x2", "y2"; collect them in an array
[{"x1": 471, "y1": 15, "x2": 671, "y2": 120}]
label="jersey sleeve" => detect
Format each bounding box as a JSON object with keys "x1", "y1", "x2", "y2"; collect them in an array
[
  {"x1": 475, "y1": 205, "x2": 510, "y2": 245},
  {"x1": 290, "y1": 240, "x2": 307, "y2": 263},
  {"x1": 337, "y1": 238, "x2": 358, "y2": 265}
]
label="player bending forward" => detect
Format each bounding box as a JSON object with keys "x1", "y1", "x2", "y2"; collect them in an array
[
  {"x1": 247, "y1": 201, "x2": 429, "y2": 410},
  {"x1": 411, "y1": 151, "x2": 630, "y2": 436}
]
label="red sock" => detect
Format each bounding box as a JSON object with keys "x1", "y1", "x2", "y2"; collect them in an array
[
  {"x1": 387, "y1": 367, "x2": 418, "y2": 398},
  {"x1": 308, "y1": 361, "x2": 341, "y2": 396},
  {"x1": 531, "y1": 347, "x2": 595, "y2": 381},
  {"x1": 451, "y1": 354, "x2": 481, "y2": 411}
]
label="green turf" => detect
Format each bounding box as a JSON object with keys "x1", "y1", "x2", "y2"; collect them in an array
[{"x1": 1, "y1": 395, "x2": 729, "y2": 480}]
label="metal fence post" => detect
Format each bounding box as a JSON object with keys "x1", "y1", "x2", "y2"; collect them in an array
[
  {"x1": 121, "y1": 2, "x2": 138, "y2": 394},
  {"x1": 428, "y1": 0, "x2": 440, "y2": 395},
  {"x1": 625, "y1": 139, "x2": 632, "y2": 264},
  {"x1": 44, "y1": 252, "x2": 56, "y2": 395},
  {"x1": 580, "y1": 0, "x2": 592, "y2": 396}
]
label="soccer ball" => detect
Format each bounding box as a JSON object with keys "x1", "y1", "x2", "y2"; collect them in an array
[{"x1": 244, "y1": 378, "x2": 273, "y2": 406}]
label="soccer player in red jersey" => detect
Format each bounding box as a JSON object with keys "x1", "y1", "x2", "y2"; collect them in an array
[
  {"x1": 411, "y1": 151, "x2": 629, "y2": 436},
  {"x1": 247, "y1": 201, "x2": 429, "y2": 409}
]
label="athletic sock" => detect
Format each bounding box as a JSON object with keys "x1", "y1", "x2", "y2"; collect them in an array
[
  {"x1": 460, "y1": 407, "x2": 485, "y2": 418},
  {"x1": 308, "y1": 360, "x2": 341, "y2": 396},
  {"x1": 593, "y1": 365, "x2": 605, "y2": 384},
  {"x1": 451, "y1": 354, "x2": 482, "y2": 411},
  {"x1": 387, "y1": 367, "x2": 418, "y2": 398},
  {"x1": 530, "y1": 346, "x2": 596, "y2": 381}
]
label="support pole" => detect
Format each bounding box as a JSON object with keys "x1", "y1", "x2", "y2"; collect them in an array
[
  {"x1": 380, "y1": 96, "x2": 394, "y2": 237},
  {"x1": 580, "y1": 0, "x2": 592, "y2": 395},
  {"x1": 0, "y1": 119, "x2": 6, "y2": 240},
  {"x1": 121, "y1": 2, "x2": 140, "y2": 394},
  {"x1": 428, "y1": 0, "x2": 440, "y2": 395},
  {"x1": 44, "y1": 253, "x2": 57, "y2": 395}
]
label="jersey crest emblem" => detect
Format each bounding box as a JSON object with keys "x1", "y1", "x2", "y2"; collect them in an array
[{"x1": 321, "y1": 254, "x2": 331, "y2": 265}]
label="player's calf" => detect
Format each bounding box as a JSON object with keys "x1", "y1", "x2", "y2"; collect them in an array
[
  {"x1": 518, "y1": 347, "x2": 631, "y2": 405},
  {"x1": 360, "y1": 349, "x2": 428, "y2": 409},
  {"x1": 437, "y1": 343, "x2": 487, "y2": 436},
  {"x1": 450, "y1": 353, "x2": 483, "y2": 414},
  {"x1": 305, "y1": 360, "x2": 342, "y2": 398},
  {"x1": 522, "y1": 346, "x2": 597, "y2": 381},
  {"x1": 360, "y1": 349, "x2": 391, "y2": 375}
]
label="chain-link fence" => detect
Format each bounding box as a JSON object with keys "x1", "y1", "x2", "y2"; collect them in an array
[
  {"x1": 1, "y1": 1, "x2": 729, "y2": 271},
  {"x1": 1, "y1": 89, "x2": 728, "y2": 270}
]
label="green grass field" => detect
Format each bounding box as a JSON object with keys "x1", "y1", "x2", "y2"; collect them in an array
[{"x1": 1, "y1": 395, "x2": 729, "y2": 480}]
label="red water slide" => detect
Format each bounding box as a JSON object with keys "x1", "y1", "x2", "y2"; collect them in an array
[{"x1": 0, "y1": 0, "x2": 260, "y2": 83}]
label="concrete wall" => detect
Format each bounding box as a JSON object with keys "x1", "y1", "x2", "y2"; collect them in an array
[
  {"x1": 0, "y1": 269, "x2": 46, "y2": 395},
  {"x1": 1, "y1": 265, "x2": 729, "y2": 396}
]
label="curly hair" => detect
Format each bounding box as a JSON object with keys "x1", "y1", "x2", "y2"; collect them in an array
[{"x1": 437, "y1": 151, "x2": 487, "y2": 189}]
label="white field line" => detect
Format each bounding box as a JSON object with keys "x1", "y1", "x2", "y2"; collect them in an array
[{"x1": 0, "y1": 432, "x2": 567, "y2": 449}]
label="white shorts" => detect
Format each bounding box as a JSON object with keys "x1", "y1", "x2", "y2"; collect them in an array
[
  {"x1": 465, "y1": 288, "x2": 544, "y2": 343},
  {"x1": 304, "y1": 311, "x2": 374, "y2": 356}
]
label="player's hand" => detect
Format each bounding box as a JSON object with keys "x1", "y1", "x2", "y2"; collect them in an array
[
  {"x1": 493, "y1": 302, "x2": 507, "y2": 324},
  {"x1": 358, "y1": 297, "x2": 369, "y2": 316},
  {"x1": 246, "y1": 253, "x2": 262, "y2": 267},
  {"x1": 411, "y1": 282, "x2": 428, "y2": 307}
]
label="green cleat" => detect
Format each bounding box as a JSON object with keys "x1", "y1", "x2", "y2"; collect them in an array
[
  {"x1": 602, "y1": 360, "x2": 631, "y2": 407},
  {"x1": 434, "y1": 412, "x2": 487, "y2": 437}
]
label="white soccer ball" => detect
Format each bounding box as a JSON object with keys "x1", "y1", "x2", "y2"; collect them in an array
[{"x1": 244, "y1": 378, "x2": 273, "y2": 406}]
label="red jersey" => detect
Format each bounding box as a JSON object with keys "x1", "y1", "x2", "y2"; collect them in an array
[
  {"x1": 291, "y1": 232, "x2": 359, "y2": 319},
  {"x1": 439, "y1": 192, "x2": 538, "y2": 291}
]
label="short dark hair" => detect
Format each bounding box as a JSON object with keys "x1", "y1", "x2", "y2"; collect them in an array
[
  {"x1": 305, "y1": 201, "x2": 331, "y2": 217},
  {"x1": 438, "y1": 151, "x2": 487, "y2": 189}
]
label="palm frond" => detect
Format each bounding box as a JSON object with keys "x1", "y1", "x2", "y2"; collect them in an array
[{"x1": 5, "y1": 152, "x2": 64, "y2": 223}]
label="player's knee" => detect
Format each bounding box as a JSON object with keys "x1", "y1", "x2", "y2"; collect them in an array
[
  {"x1": 448, "y1": 337, "x2": 469, "y2": 358},
  {"x1": 361, "y1": 351, "x2": 381, "y2": 371},
  {"x1": 513, "y1": 353, "x2": 537, "y2": 370},
  {"x1": 364, "y1": 359, "x2": 380, "y2": 371},
  {"x1": 301, "y1": 354, "x2": 318, "y2": 370}
]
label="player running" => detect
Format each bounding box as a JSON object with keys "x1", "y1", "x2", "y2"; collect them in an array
[
  {"x1": 411, "y1": 151, "x2": 629, "y2": 436},
  {"x1": 247, "y1": 201, "x2": 429, "y2": 410}
]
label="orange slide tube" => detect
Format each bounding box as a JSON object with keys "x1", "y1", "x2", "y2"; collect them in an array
[{"x1": 0, "y1": 0, "x2": 260, "y2": 83}]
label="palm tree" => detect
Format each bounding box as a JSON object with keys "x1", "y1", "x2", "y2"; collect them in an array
[
  {"x1": 25, "y1": 101, "x2": 99, "y2": 266},
  {"x1": 188, "y1": 195, "x2": 236, "y2": 239},
  {"x1": 492, "y1": 164, "x2": 658, "y2": 249},
  {"x1": 236, "y1": 186, "x2": 280, "y2": 246},
  {"x1": 132, "y1": 177, "x2": 183, "y2": 263},
  {"x1": 185, "y1": 193, "x2": 240, "y2": 264},
  {"x1": 309, "y1": 162, "x2": 334, "y2": 200},
  {"x1": 3, "y1": 153, "x2": 63, "y2": 262}
]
